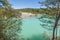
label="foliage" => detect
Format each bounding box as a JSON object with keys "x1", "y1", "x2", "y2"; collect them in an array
[
  {"x1": 0, "y1": 0, "x2": 22, "y2": 40},
  {"x1": 3, "y1": 17, "x2": 22, "y2": 40},
  {"x1": 37, "y1": 14, "x2": 55, "y2": 30},
  {"x1": 39, "y1": 0, "x2": 60, "y2": 40}
]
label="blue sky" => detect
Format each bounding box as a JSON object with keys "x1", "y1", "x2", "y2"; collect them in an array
[{"x1": 8, "y1": 0, "x2": 44, "y2": 9}]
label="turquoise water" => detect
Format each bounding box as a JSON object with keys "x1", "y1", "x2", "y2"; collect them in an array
[
  {"x1": 20, "y1": 14, "x2": 60, "y2": 38},
  {"x1": 21, "y1": 17, "x2": 48, "y2": 38}
]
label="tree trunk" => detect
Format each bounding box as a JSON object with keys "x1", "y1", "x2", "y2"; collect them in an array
[
  {"x1": 52, "y1": 3, "x2": 60, "y2": 40},
  {"x1": 56, "y1": 27, "x2": 57, "y2": 40},
  {"x1": 52, "y1": 13, "x2": 60, "y2": 40}
]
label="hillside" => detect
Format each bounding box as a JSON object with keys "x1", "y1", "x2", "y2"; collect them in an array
[{"x1": 16, "y1": 8, "x2": 57, "y2": 15}]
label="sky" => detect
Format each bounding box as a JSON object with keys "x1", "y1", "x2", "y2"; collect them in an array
[{"x1": 8, "y1": 0, "x2": 44, "y2": 9}]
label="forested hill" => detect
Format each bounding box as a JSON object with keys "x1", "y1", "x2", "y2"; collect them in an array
[{"x1": 16, "y1": 8, "x2": 57, "y2": 15}]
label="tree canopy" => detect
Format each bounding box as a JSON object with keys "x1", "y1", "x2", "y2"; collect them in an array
[
  {"x1": 39, "y1": 0, "x2": 60, "y2": 40},
  {"x1": 0, "y1": 0, "x2": 22, "y2": 40}
]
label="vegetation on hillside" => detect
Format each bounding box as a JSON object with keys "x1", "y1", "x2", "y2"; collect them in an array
[{"x1": 17, "y1": 8, "x2": 57, "y2": 15}]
